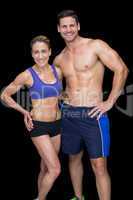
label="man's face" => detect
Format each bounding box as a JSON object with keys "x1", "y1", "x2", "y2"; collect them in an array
[{"x1": 57, "y1": 16, "x2": 80, "y2": 42}]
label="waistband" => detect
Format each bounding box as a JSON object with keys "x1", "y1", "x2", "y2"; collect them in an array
[
  {"x1": 33, "y1": 119, "x2": 61, "y2": 125},
  {"x1": 61, "y1": 103, "x2": 94, "y2": 110}
]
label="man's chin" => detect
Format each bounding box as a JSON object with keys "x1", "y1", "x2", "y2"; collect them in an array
[{"x1": 65, "y1": 37, "x2": 75, "y2": 43}]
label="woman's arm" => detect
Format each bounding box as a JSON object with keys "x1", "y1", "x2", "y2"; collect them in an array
[{"x1": 1, "y1": 71, "x2": 33, "y2": 130}]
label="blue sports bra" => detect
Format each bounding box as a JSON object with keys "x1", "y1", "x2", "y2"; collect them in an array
[{"x1": 27, "y1": 64, "x2": 62, "y2": 99}]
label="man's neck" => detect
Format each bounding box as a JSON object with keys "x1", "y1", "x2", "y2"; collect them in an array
[{"x1": 65, "y1": 36, "x2": 83, "y2": 52}]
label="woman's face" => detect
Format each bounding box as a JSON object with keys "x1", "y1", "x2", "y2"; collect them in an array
[{"x1": 32, "y1": 41, "x2": 51, "y2": 67}]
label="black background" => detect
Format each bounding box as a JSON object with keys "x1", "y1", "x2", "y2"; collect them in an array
[{"x1": 0, "y1": 1, "x2": 133, "y2": 199}]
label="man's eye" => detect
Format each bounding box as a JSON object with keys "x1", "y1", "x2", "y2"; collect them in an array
[{"x1": 42, "y1": 50, "x2": 47, "y2": 53}]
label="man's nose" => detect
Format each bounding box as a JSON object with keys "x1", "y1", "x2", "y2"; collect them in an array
[{"x1": 66, "y1": 27, "x2": 72, "y2": 32}]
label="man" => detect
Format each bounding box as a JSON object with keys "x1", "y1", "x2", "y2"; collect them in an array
[{"x1": 54, "y1": 10, "x2": 128, "y2": 200}]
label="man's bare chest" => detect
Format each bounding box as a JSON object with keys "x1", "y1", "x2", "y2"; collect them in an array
[{"x1": 61, "y1": 52, "x2": 97, "y2": 75}]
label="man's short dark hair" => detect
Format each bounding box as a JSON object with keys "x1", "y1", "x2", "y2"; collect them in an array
[{"x1": 57, "y1": 10, "x2": 79, "y2": 25}]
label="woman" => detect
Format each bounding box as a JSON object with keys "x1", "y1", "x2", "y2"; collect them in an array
[{"x1": 1, "y1": 35, "x2": 62, "y2": 200}]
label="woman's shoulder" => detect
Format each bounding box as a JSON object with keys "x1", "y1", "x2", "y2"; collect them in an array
[
  {"x1": 14, "y1": 67, "x2": 33, "y2": 85},
  {"x1": 24, "y1": 66, "x2": 35, "y2": 76}
]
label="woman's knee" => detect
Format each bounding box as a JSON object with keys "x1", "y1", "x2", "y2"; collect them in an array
[
  {"x1": 52, "y1": 162, "x2": 61, "y2": 178},
  {"x1": 40, "y1": 160, "x2": 46, "y2": 171}
]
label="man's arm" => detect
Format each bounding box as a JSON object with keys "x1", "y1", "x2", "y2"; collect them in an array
[
  {"x1": 55, "y1": 65, "x2": 63, "y2": 81},
  {"x1": 53, "y1": 55, "x2": 62, "y2": 69},
  {"x1": 96, "y1": 39, "x2": 128, "y2": 104},
  {"x1": 89, "y1": 39, "x2": 129, "y2": 118},
  {"x1": 54, "y1": 56, "x2": 66, "y2": 101}
]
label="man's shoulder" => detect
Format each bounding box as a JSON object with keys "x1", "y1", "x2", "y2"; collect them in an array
[
  {"x1": 84, "y1": 37, "x2": 104, "y2": 44},
  {"x1": 91, "y1": 39, "x2": 108, "y2": 46},
  {"x1": 82, "y1": 38, "x2": 99, "y2": 48},
  {"x1": 85, "y1": 38, "x2": 109, "y2": 51},
  {"x1": 56, "y1": 47, "x2": 66, "y2": 56},
  {"x1": 54, "y1": 48, "x2": 66, "y2": 64},
  {"x1": 85, "y1": 38, "x2": 102, "y2": 45}
]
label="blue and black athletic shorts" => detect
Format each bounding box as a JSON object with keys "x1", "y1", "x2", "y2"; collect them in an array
[{"x1": 61, "y1": 103, "x2": 110, "y2": 158}]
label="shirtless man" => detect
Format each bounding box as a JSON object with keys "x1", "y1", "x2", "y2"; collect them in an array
[{"x1": 54, "y1": 10, "x2": 128, "y2": 200}]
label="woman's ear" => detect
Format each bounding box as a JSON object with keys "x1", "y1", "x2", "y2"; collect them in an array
[{"x1": 49, "y1": 48, "x2": 52, "y2": 56}]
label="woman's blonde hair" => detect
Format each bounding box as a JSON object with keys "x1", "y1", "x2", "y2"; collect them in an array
[{"x1": 30, "y1": 35, "x2": 51, "y2": 49}]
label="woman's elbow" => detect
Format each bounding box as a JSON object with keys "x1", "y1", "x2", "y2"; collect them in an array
[
  {"x1": 1, "y1": 90, "x2": 5, "y2": 101},
  {"x1": 0, "y1": 90, "x2": 9, "y2": 102}
]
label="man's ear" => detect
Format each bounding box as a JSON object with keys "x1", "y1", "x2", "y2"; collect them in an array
[{"x1": 78, "y1": 22, "x2": 80, "y2": 31}]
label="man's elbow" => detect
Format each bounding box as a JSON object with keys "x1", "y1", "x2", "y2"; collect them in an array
[
  {"x1": 123, "y1": 65, "x2": 129, "y2": 80},
  {"x1": 118, "y1": 64, "x2": 129, "y2": 79}
]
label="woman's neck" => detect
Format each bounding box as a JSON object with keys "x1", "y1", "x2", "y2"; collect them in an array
[{"x1": 34, "y1": 63, "x2": 50, "y2": 73}]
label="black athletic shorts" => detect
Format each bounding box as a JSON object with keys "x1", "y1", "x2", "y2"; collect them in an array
[{"x1": 30, "y1": 119, "x2": 61, "y2": 137}]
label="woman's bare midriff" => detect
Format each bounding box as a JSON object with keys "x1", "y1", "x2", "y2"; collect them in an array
[{"x1": 31, "y1": 97, "x2": 61, "y2": 122}]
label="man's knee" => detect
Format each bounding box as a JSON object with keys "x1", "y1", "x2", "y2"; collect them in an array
[{"x1": 91, "y1": 158, "x2": 107, "y2": 176}]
